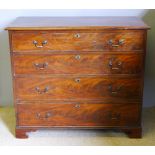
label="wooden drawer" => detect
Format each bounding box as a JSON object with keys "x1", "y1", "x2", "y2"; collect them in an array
[
  {"x1": 11, "y1": 30, "x2": 145, "y2": 52},
  {"x1": 13, "y1": 53, "x2": 143, "y2": 75},
  {"x1": 17, "y1": 103, "x2": 140, "y2": 127},
  {"x1": 15, "y1": 76, "x2": 142, "y2": 101}
]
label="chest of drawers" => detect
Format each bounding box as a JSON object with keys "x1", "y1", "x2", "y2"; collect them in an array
[{"x1": 6, "y1": 17, "x2": 149, "y2": 138}]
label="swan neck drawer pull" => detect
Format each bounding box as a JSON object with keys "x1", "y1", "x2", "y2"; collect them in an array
[
  {"x1": 35, "y1": 86, "x2": 49, "y2": 94},
  {"x1": 36, "y1": 112, "x2": 52, "y2": 120},
  {"x1": 108, "y1": 85, "x2": 122, "y2": 95},
  {"x1": 106, "y1": 112, "x2": 121, "y2": 120},
  {"x1": 33, "y1": 40, "x2": 47, "y2": 48},
  {"x1": 34, "y1": 62, "x2": 48, "y2": 70},
  {"x1": 108, "y1": 39, "x2": 125, "y2": 47},
  {"x1": 109, "y1": 58, "x2": 122, "y2": 70}
]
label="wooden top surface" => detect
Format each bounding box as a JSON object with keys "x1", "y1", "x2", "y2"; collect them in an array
[{"x1": 6, "y1": 16, "x2": 150, "y2": 30}]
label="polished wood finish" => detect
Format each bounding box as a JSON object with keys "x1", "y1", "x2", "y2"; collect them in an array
[
  {"x1": 11, "y1": 30, "x2": 145, "y2": 52},
  {"x1": 15, "y1": 127, "x2": 36, "y2": 139},
  {"x1": 6, "y1": 17, "x2": 149, "y2": 138},
  {"x1": 5, "y1": 17, "x2": 149, "y2": 30},
  {"x1": 13, "y1": 53, "x2": 144, "y2": 75},
  {"x1": 17, "y1": 103, "x2": 140, "y2": 127},
  {"x1": 14, "y1": 77, "x2": 142, "y2": 101},
  {"x1": 122, "y1": 127, "x2": 142, "y2": 138}
]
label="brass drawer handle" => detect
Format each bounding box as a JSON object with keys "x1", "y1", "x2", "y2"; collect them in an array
[
  {"x1": 106, "y1": 112, "x2": 121, "y2": 120},
  {"x1": 108, "y1": 39, "x2": 124, "y2": 47},
  {"x1": 35, "y1": 86, "x2": 49, "y2": 94},
  {"x1": 74, "y1": 33, "x2": 80, "y2": 38},
  {"x1": 109, "y1": 58, "x2": 122, "y2": 70},
  {"x1": 33, "y1": 40, "x2": 47, "y2": 48},
  {"x1": 36, "y1": 112, "x2": 52, "y2": 120},
  {"x1": 34, "y1": 62, "x2": 48, "y2": 70},
  {"x1": 75, "y1": 55, "x2": 81, "y2": 60},
  {"x1": 108, "y1": 85, "x2": 122, "y2": 95}
]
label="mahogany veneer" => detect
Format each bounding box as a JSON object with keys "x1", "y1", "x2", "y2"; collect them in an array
[
  {"x1": 11, "y1": 30, "x2": 145, "y2": 52},
  {"x1": 13, "y1": 53, "x2": 143, "y2": 75},
  {"x1": 6, "y1": 17, "x2": 149, "y2": 138},
  {"x1": 14, "y1": 76, "x2": 142, "y2": 101}
]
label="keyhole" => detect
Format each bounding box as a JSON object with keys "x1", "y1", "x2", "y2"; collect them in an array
[
  {"x1": 74, "y1": 33, "x2": 80, "y2": 38},
  {"x1": 75, "y1": 55, "x2": 81, "y2": 60},
  {"x1": 75, "y1": 104, "x2": 80, "y2": 108},
  {"x1": 75, "y1": 78, "x2": 80, "y2": 83}
]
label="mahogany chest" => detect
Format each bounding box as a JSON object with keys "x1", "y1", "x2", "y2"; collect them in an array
[{"x1": 6, "y1": 17, "x2": 149, "y2": 138}]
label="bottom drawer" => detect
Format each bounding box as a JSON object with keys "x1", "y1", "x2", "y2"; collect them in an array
[{"x1": 17, "y1": 103, "x2": 141, "y2": 127}]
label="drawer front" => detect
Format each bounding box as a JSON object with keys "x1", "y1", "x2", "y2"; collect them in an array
[
  {"x1": 11, "y1": 31, "x2": 145, "y2": 52},
  {"x1": 15, "y1": 77, "x2": 142, "y2": 101},
  {"x1": 17, "y1": 103, "x2": 140, "y2": 127},
  {"x1": 13, "y1": 53, "x2": 143, "y2": 75}
]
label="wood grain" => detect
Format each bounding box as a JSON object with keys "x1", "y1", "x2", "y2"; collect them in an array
[
  {"x1": 5, "y1": 17, "x2": 150, "y2": 30},
  {"x1": 17, "y1": 103, "x2": 141, "y2": 127},
  {"x1": 11, "y1": 30, "x2": 145, "y2": 52},
  {"x1": 14, "y1": 76, "x2": 142, "y2": 101},
  {"x1": 122, "y1": 127, "x2": 142, "y2": 138},
  {"x1": 15, "y1": 127, "x2": 36, "y2": 138},
  {"x1": 13, "y1": 53, "x2": 144, "y2": 75},
  {"x1": 6, "y1": 17, "x2": 149, "y2": 138}
]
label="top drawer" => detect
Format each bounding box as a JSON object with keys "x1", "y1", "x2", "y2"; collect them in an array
[{"x1": 10, "y1": 30, "x2": 145, "y2": 52}]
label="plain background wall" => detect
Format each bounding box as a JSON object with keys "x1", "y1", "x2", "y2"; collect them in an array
[{"x1": 0, "y1": 9, "x2": 154, "y2": 107}]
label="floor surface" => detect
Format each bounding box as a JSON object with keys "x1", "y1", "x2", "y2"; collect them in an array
[{"x1": 0, "y1": 106, "x2": 155, "y2": 146}]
